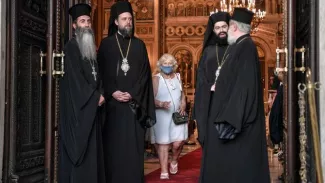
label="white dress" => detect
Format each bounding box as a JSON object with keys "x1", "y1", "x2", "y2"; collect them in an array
[{"x1": 150, "y1": 73, "x2": 188, "y2": 144}]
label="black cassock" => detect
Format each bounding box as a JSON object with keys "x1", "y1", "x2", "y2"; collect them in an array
[
  {"x1": 193, "y1": 44, "x2": 229, "y2": 146},
  {"x1": 269, "y1": 84, "x2": 283, "y2": 144},
  {"x1": 200, "y1": 34, "x2": 270, "y2": 183},
  {"x1": 59, "y1": 38, "x2": 105, "y2": 183},
  {"x1": 98, "y1": 33, "x2": 156, "y2": 183}
]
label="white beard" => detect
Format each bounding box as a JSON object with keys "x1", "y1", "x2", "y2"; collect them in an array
[
  {"x1": 227, "y1": 32, "x2": 237, "y2": 45},
  {"x1": 75, "y1": 27, "x2": 97, "y2": 61}
]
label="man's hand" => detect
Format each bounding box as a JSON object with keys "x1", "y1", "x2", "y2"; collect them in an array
[
  {"x1": 98, "y1": 95, "x2": 105, "y2": 106},
  {"x1": 112, "y1": 91, "x2": 132, "y2": 102},
  {"x1": 123, "y1": 92, "x2": 132, "y2": 101}
]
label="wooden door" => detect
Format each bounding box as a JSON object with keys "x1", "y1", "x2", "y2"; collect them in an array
[
  {"x1": 3, "y1": 0, "x2": 63, "y2": 182},
  {"x1": 281, "y1": 0, "x2": 319, "y2": 182}
]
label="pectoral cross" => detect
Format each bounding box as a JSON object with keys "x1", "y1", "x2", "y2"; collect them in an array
[
  {"x1": 215, "y1": 66, "x2": 221, "y2": 81},
  {"x1": 91, "y1": 66, "x2": 97, "y2": 81}
]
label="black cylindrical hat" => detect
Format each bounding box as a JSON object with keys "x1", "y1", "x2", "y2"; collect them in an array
[
  {"x1": 68, "y1": 4, "x2": 91, "y2": 21},
  {"x1": 231, "y1": 8, "x2": 254, "y2": 25}
]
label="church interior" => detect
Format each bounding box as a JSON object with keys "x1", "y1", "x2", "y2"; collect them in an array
[
  {"x1": 1, "y1": 0, "x2": 325, "y2": 182},
  {"x1": 92, "y1": 0, "x2": 283, "y2": 105}
]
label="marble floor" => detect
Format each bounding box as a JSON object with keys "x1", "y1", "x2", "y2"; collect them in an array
[{"x1": 144, "y1": 132, "x2": 283, "y2": 182}]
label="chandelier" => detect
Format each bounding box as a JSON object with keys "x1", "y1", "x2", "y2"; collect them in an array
[{"x1": 212, "y1": 0, "x2": 266, "y2": 33}]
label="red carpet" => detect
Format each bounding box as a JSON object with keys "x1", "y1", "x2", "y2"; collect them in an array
[{"x1": 145, "y1": 148, "x2": 202, "y2": 183}]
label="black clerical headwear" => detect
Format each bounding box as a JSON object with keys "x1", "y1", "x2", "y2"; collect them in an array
[
  {"x1": 231, "y1": 8, "x2": 254, "y2": 25},
  {"x1": 69, "y1": 3, "x2": 91, "y2": 21},
  {"x1": 108, "y1": 1, "x2": 135, "y2": 37},
  {"x1": 203, "y1": 12, "x2": 230, "y2": 50}
]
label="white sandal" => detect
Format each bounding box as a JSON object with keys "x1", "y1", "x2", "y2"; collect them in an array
[
  {"x1": 169, "y1": 162, "x2": 178, "y2": 174},
  {"x1": 160, "y1": 173, "x2": 169, "y2": 179}
]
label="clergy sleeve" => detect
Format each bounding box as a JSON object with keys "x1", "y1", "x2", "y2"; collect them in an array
[
  {"x1": 193, "y1": 49, "x2": 211, "y2": 144},
  {"x1": 127, "y1": 42, "x2": 156, "y2": 126},
  {"x1": 196, "y1": 49, "x2": 210, "y2": 85},
  {"x1": 65, "y1": 46, "x2": 101, "y2": 109},
  {"x1": 97, "y1": 40, "x2": 117, "y2": 98},
  {"x1": 60, "y1": 42, "x2": 100, "y2": 165},
  {"x1": 214, "y1": 45, "x2": 259, "y2": 132}
]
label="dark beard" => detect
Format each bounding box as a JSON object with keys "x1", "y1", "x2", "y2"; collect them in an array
[
  {"x1": 216, "y1": 32, "x2": 228, "y2": 46},
  {"x1": 118, "y1": 26, "x2": 133, "y2": 38},
  {"x1": 75, "y1": 26, "x2": 97, "y2": 61}
]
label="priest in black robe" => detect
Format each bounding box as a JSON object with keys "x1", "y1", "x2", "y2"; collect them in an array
[
  {"x1": 199, "y1": 8, "x2": 270, "y2": 183},
  {"x1": 193, "y1": 11, "x2": 231, "y2": 147},
  {"x1": 59, "y1": 4, "x2": 105, "y2": 183},
  {"x1": 269, "y1": 72, "x2": 284, "y2": 146},
  {"x1": 97, "y1": 1, "x2": 156, "y2": 183}
]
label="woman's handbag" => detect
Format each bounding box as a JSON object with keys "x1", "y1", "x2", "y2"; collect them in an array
[{"x1": 172, "y1": 112, "x2": 189, "y2": 125}]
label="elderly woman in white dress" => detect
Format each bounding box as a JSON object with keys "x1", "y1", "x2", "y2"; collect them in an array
[{"x1": 151, "y1": 53, "x2": 188, "y2": 179}]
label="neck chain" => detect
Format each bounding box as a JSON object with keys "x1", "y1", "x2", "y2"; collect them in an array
[
  {"x1": 161, "y1": 73, "x2": 176, "y2": 90},
  {"x1": 115, "y1": 33, "x2": 132, "y2": 76},
  {"x1": 216, "y1": 45, "x2": 229, "y2": 69},
  {"x1": 89, "y1": 59, "x2": 97, "y2": 81},
  {"x1": 215, "y1": 45, "x2": 229, "y2": 82}
]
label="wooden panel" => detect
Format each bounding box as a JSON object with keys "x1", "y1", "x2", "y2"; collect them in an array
[{"x1": 4, "y1": 0, "x2": 48, "y2": 182}]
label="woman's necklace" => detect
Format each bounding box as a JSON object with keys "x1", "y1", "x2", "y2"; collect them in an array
[{"x1": 162, "y1": 73, "x2": 176, "y2": 90}]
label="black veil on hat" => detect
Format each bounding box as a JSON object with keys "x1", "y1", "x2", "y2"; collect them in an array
[
  {"x1": 68, "y1": 3, "x2": 91, "y2": 21},
  {"x1": 202, "y1": 11, "x2": 230, "y2": 50},
  {"x1": 231, "y1": 8, "x2": 254, "y2": 25},
  {"x1": 108, "y1": 1, "x2": 135, "y2": 37}
]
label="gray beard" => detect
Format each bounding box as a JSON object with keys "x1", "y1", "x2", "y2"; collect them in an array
[
  {"x1": 75, "y1": 27, "x2": 97, "y2": 61},
  {"x1": 227, "y1": 33, "x2": 237, "y2": 45},
  {"x1": 118, "y1": 26, "x2": 133, "y2": 38}
]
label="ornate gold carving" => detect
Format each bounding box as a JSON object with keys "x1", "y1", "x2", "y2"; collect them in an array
[
  {"x1": 165, "y1": 26, "x2": 206, "y2": 37},
  {"x1": 136, "y1": 26, "x2": 153, "y2": 35},
  {"x1": 135, "y1": 0, "x2": 154, "y2": 20},
  {"x1": 185, "y1": 26, "x2": 194, "y2": 36},
  {"x1": 166, "y1": 26, "x2": 175, "y2": 36},
  {"x1": 166, "y1": 0, "x2": 234, "y2": 17},
  {"x1": 195, "y1": 26, "x2": 205, "y2": 36},
  {"x1": 175, "y1": 26, "x2": 185, "y2": 36}
]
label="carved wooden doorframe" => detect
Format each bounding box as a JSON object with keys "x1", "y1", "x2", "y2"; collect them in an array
[
  {"x1": 278, "y1": 0, "x2": 319, "y2": 182},
  {"x1": 3, "y1": 0, "x2": 64, "y2": 182}
]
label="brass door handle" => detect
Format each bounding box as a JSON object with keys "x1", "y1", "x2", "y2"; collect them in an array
[
  {"x1": 294, "y1": 46, "x2": 306, "y2": 72},
  {"x1": 275, "y1": 47, "x2": 288, "y2": 73},
  {"x1": 52, "y1": 51, "x2": 65, "y2": 77},
  {"x1": 39, "y1": 51, "x2": 47, "y2": 76}
]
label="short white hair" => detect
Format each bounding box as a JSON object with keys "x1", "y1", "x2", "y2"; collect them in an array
[
  {"x1": 156, "y1": 53, "x2": 178, "y2": 73},
  {"x1": 230, "y1": 20, "x2": 251, "y2": 34}
]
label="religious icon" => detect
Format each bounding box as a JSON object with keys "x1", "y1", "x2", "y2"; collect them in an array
[
  {"x1": 176, "y1": 3, "x2": 185, "y2": 16},
  {"x1": 167, "y1": 3, "x2": 175, "y2": 17},
  {"x1": 175, "y1": 50, "x2": 192, "y2": 88}
]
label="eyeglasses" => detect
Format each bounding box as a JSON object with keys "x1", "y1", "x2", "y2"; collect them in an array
[{"x1": 214, "y1": 25, "x2": 228, "y2": 31}]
